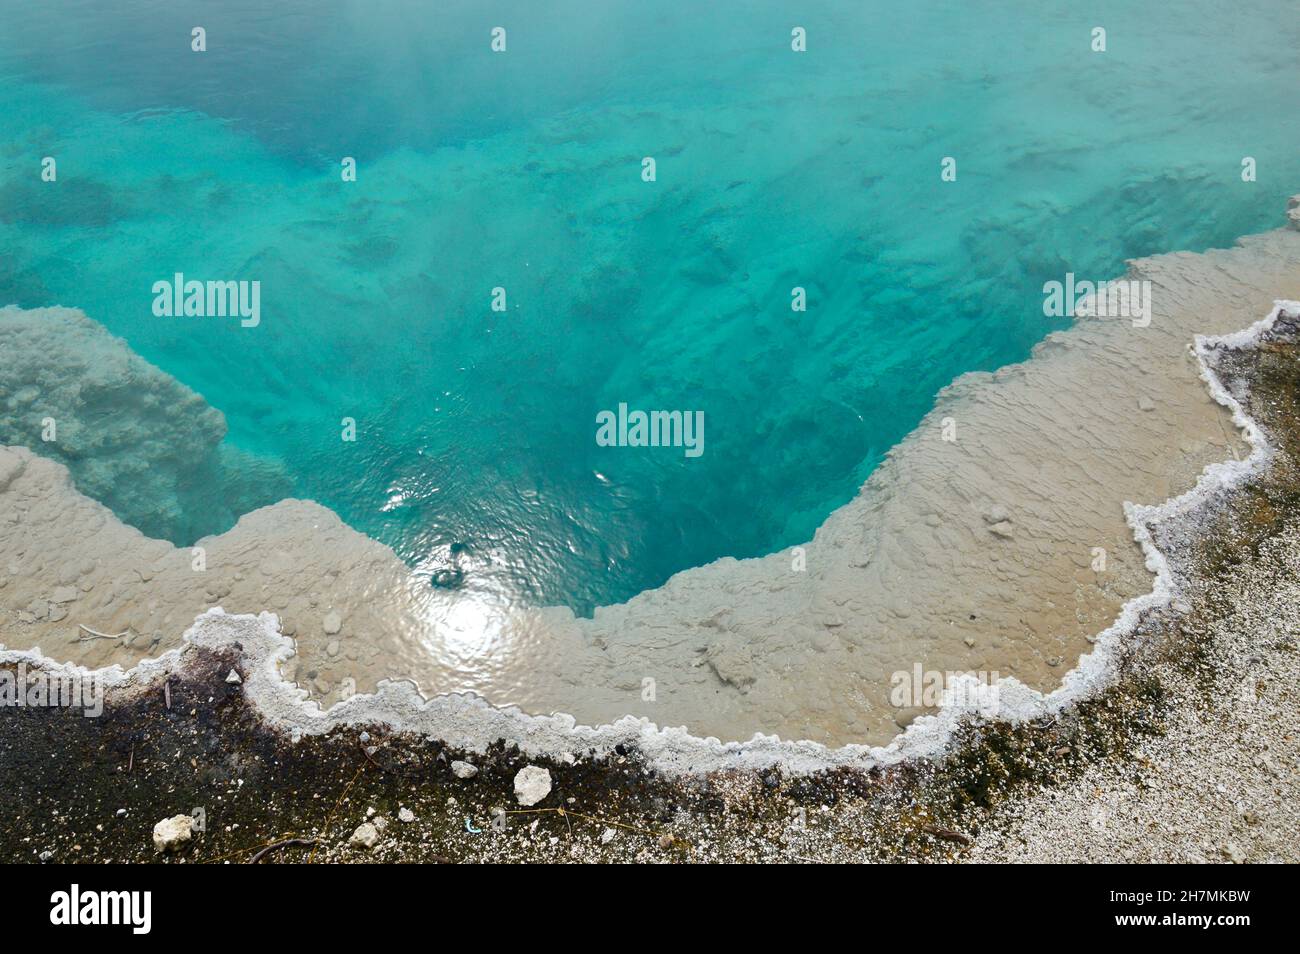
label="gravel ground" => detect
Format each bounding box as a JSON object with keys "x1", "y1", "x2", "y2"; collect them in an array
[{"x1": 967, "y1": 528, "x2": 1300, "y2": 863}]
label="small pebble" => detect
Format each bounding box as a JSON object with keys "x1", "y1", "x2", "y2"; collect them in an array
[{"x1": 348, "y1": 822, "x2": 379, "y2": 850}]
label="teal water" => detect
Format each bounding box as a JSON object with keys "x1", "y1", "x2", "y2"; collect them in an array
[{"x1": 1, "y1": 1, "x2": 1298, "y2": 615}]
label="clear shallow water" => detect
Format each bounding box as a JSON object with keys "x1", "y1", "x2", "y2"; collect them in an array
[{"x1": 1, "y1": 1, "x2": 1298, "y2": 616}]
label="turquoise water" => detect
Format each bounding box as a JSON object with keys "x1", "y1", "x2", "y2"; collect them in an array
[{"x1": 1, "y1": 1, "x2": 1298, "y2": 614}]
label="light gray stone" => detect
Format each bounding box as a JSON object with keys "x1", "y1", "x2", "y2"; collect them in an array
[
  {"x1": 152, "y1": 814, "x2": 193, "y2": 853},
  {"x1": 513, "y1": 765, "x2": 552, "y2": 806}
]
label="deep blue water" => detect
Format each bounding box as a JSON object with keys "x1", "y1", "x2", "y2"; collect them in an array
[{"x1": 1, "y1": 0, "x2": 1298, "y2": 614}]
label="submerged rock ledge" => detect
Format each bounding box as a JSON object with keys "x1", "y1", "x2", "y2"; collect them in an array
[{"x1": 2, "y1": 199, "x2": 1300, "y2": 748}]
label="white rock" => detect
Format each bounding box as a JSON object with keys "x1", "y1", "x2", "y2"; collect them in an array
[
  {"x1": 323, "y1": 611, "x2": 342, "y2": 635},
  {"x1": 348, "y1": 822, "x2": 379, "y2": 849},
  {"x1": 600, "y1": 827, "x2": 616, "y2": 844},
  {"x1": 451, "y1": 760, "x2": 478, "y2": 779},
  {"x1": 398, "y1": 807, "x2": 415, "y2": 823},
  {"x1": 225, "y1": 669, "x2": 242, "y2": 684},
  {"x1": 152, "y1": 814, "x2": 193, "y2": 853},
  {"x1": 983, "y1": 505, "x2": 1010, "y2": 525},
  {"x1": 513, "y1": 765, "x2": 552, "y2": 806}
]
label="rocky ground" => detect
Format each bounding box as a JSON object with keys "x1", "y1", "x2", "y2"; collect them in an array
[{"x1": 2, "y1": 320, "x2": 1298, "y2": 864}]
